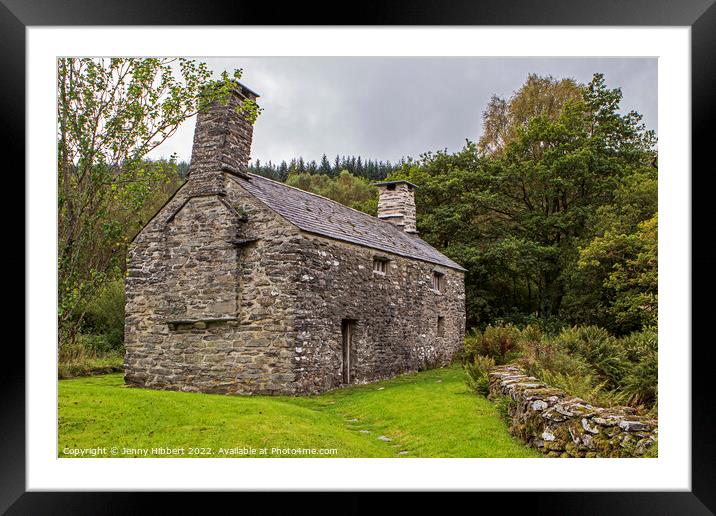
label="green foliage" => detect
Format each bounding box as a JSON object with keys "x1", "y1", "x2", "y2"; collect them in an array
[
  {"x1": 576, "y1": 214, "x2": 658, "y2": 334},
  {"x1": 514, "y1": 324, "x2": 658, "y2": 411},
  {"x1": 493, "y1": 314, "x2": 567, "y2": 336},
  {"x1": 462, "y1": 322, "x2": 657, "y2": 411},
  {"x1": 532, "y1": 369, "x2": 620, "y2": 407},
  {"x1": 464, "y1": 355, "x2": 495, "y2": 395},
  {"x1": 81, "y1": 277, "x2": 126, "y2": 351},
  {"x1": 389, "y1": 73, "x2": 656, "y2": 330},
  {"x1": 522, "y1": 342, "x2": 592, "y2": 380},
  {"x1": 551, "y1": 326, "x2": 628, "y2": 389},
  {"x1": 485, "y1": 325, "x2": 522, "y2": 364},
  {"x1": 619, "y1": 327, "x2": 658, "y2": 407},
  {"x1": 463, "y1": 324, "x2": 523, "y2": 365},
  {"x1": 493, "y1": 395, "x2": 514, "y2": 423}
]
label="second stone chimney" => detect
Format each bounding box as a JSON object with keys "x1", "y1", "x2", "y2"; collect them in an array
[
  {"x1": 374, "y1": 180, "x2": 418, "y2": 234},
  {"x1": 187, "y1": 81, "x2": 259, "y2": 193}
]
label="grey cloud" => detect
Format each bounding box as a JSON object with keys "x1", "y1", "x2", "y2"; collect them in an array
[{"x1": 149, "y1": 57, "x2": 657, "y2": 165}]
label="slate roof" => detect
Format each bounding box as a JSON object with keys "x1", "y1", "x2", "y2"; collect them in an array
[{"x1": 230, "y1": 173, "x2": 466, "y2": 271}]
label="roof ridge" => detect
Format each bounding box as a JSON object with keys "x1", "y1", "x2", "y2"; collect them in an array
[
  {"x1": 244, "y1": 172, "x2": 399, "y2": 227},
  {"x1": 228, "y1": 172, "x2": 467, "y2": 272}
]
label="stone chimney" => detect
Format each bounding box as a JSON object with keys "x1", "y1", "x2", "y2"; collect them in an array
[
  {"x1": 373, "y1": 180, "x2": 418, "y2": 234},
  {"x1": 187, "y1": 81, "x2": 259, "y2": 193}
]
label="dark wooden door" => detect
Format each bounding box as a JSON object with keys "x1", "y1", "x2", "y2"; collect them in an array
[{"x1": 341, "y1": 319, "x2": 355, "y2": 384}]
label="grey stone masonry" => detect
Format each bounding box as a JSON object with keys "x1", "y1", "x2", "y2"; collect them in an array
[
  {"x1": 374, "y1": 181, "x2": 418, "y2": 233},
  {"x1": 290, "y1": 234, "x2": 465, "y2": 393},
  {"x1": 124, "y1": 83, "x2": 466, "y2": 395},
  {"x1": 488, "y1": 364, "x2": 658, "y2": 457},
  {"x1": 187, "y1": 83, "x2": 258, "y2": 195}
]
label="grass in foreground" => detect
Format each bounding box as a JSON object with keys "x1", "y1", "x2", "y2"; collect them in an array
[{"x1": 58, "y1": 365, "x2": 539, "y2": 458}]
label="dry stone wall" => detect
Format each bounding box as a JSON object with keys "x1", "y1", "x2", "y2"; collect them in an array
[{"x1": 488, "y1": 364, "x2": 657, "y2": 457}]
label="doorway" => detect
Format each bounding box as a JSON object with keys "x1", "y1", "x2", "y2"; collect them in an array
[{"x1": 341, "y1": 319, "x2": 356, "y2": 384}]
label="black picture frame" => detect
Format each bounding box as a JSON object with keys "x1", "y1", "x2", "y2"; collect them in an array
[{"x1": 5, "y1": 0, "x2": 715, "y2": 513}]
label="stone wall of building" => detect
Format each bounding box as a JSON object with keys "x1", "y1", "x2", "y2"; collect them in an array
[
  {"x1": 124, "y1": 175, "x2": 305, "y2": 394},
  {"x1": 488, "y1": 364, "x2": 658, "y2": 457},
  {"x1": 126, "y1": 174, "x2": 466, "y2": 395},
  {"x1": 291, "y1": 233, "x2": 466, "y2": 393}
]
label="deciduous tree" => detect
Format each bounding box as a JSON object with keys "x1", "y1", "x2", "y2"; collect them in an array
[{"x1": 57, "y1": 58, "x2": 260, "y2": 344}]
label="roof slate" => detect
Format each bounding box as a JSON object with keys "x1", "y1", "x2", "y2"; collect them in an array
[{"x1": 230, "y1": 173, "x2": 466, "y2": 271}]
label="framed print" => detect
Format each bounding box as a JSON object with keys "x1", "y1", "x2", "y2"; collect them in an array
[{"x1": 7, "y1": 0, "x2": 715, "y2": 512}]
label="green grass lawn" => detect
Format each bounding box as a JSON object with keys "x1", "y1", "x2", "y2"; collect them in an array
[{"x1": 58, "y1": 365, "x2": 539, "y2": 458}]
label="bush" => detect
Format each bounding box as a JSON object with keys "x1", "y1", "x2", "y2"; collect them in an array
[
  {"x1": 494, "y1": 314, "x2": 567, "y2": 336},
  {"x1": 621, "y1": 326, "x2": 657, "y2": 363},
  {"x1": 522, "y1": 347, "x2": 592, "y2": 381},
  {"x1": 81, "y1": 277, "x2": 125, "y2": 351},
  {"x1": 58, "y1": 276, "x2": 126, "y2": 378},
  {"x1": 519, "y1": 324, "x2": 543, "y2": 347},
  {"x1": 552, "y1": 326, "x2": 629, "y2": 389},
  {"x1": 620, "y1": 355, "x2": 657, "y2": 408},
  {"x1": 463, "y1": 322, "x2": 658, "y2": 412},
  {"x1": 533, "y1": 369, "x2": 621, "y2": 407},
  {"x1": 519, "y1": 328, "x2": 592, "y2": 380},
  {"x1": 462, "y1": 328, "x2": 482, "y2": 362},
  {"x1": 619, "y1": 327, "x2": 658, "y2": 407},
  {"x1": 464, "y1": 355, "x2": 495, "y2": 396},
  {"x1": 464, "y1": 324, "x2": 522, "y2": 365},
  {"x1": 58, "y1": 339, "x2": 93, "y2": 364},
  {"x1": 57, "y1": 337, "x2": 124, "y2": 379}
]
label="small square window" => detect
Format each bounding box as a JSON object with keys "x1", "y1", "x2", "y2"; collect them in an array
[
  {"x1": 437, "y1": 316, "x2": 445, "y2": 337},
  {"x1": 432, "y1": 271, "x2": 445, "y2": 292},
  {"x1": 373, "y1": 257, "x2": 388, "y2": 274}
]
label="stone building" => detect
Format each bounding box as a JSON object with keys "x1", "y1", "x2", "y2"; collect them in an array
[{"x1": 124, "y1": 83, "x2": 466, "y2": 395}]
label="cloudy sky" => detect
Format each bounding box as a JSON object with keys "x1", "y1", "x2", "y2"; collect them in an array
[{"x1": 148, "y1": 57, "x2": 657, "y2": 165}]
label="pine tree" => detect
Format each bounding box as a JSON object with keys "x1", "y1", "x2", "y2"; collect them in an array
[
  {"x1": 319, "y1": 153, "x2": 331, "y2": 175},
  {"x1": 278, "y1": 161, "x2": 289, "y2": 181},
  {"x1": 333, "y1": 155, "x2": 341, "y2": 176}
]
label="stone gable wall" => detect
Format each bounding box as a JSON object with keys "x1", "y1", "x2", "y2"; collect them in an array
[
  {"x1": 163, "y1": 196, "x2": 241, "y2": 319},
  {"x1": 125, "y1": 175, "x2": 303, "y2": 394},
  {"x1": 488, "y1": 364, "x2": 658, "y2": 457}
]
